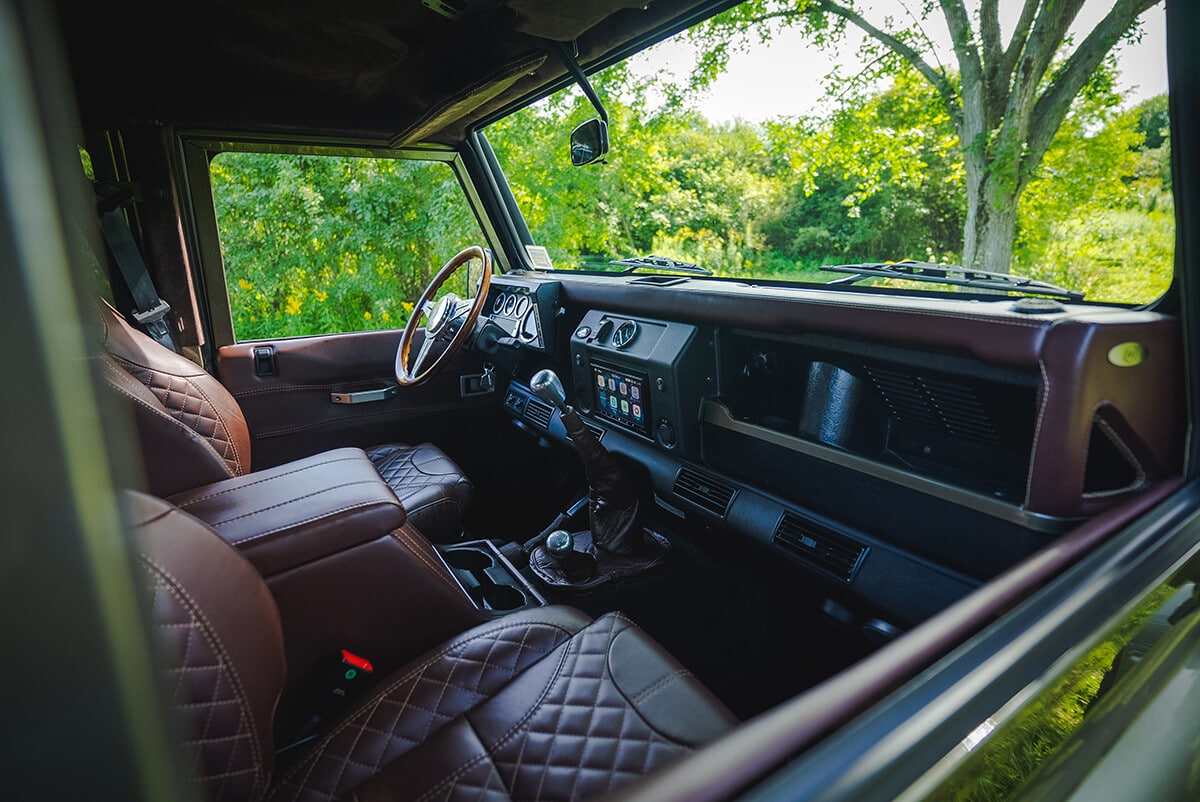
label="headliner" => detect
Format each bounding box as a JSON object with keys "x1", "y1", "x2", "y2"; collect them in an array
[{"x1": 55, "y1": 0, "x2": 720, "y2": 145}]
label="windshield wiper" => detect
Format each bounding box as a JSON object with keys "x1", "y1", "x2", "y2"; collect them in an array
[
  {"x1": 610, "y1": 255, "x2": 714, "y2": 276},
  {"x1": 821, "y1": 260, "x2": 1084, "y2": 301}
]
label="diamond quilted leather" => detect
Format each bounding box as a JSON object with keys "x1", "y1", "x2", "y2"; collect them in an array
[
  {"x1": 473, "y1": 615, "x2": 698, "y2": 802},
  {"x1": 365, "y1": 443, "x2": 473, "y2": 541},
  {"x1": 120, "y1": 358, "x2": 245, "y2": 477},
  {"x1": 143, "y1": 558, "x2": 267, "y2": 802},
  {"x1": 269, "y1": 616, "x2": 584, "y2": 802},
  {"x1": 280, "y1": 612, "x2": 735, "y2": 802}
]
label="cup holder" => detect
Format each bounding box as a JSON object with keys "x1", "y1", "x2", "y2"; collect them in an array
[
  {"x1": 443, "y1": 549, "x2": 493, "y2": 572},
  {"x1": 479, "y1": 584, "x2": 527, "y2": 611},
  {"x1": 438, "y1": 541, "x2": 545, "y2": 615}
]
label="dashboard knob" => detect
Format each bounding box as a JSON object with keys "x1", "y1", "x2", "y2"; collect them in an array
[{"x1": 656, "y1": 419, "x2": 676, "y2": 447}]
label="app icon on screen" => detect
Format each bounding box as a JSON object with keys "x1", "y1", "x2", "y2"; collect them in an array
[
  {"x1": 597, "y1": 374, "x2": 605, "y2": 387},
  {"x1": 619, "y1": 381, "x2": 628, "y2": 395},
  {"x1": 609, "y1": 395, "x2": 618, "y2": 410},
  {"x1": 632, "y1": 403, "x2": 642, "y2": 419},
  {"x1": 620, "y1": 400, "x2": 629, "y2": 413},
  {"x1": 631, "y1": 385, "x2": 640, "y2": 401},
  {"x1": 608, "y1": 378, "x2": 616, "y2": 391}
]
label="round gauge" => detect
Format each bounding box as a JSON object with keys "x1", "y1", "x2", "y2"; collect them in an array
[
  {"x1": 514, "y1": 296, "x2": 530, "y2": 317},
  {"x1": 612, "y1": 320, "x2": 639, "y2": 349},
  {"x1": 492, "y1": 293, "x2": 506, "y2": 315},
  {"x1": 503, "y1": 294, "x2": 517, "y2": 316}
]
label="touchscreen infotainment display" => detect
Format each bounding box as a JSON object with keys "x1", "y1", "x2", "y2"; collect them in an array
[{"x1": 591, "y1": 362, "x2": 650, "y2": 436}]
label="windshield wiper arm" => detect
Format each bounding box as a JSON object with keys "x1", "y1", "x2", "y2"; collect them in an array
[
  {"x1": 820, "y1": 260, "x2": 1084, "y2": 301},
  {"x1": 610, "y1": 255, "x2": 714, "y2": 276}
]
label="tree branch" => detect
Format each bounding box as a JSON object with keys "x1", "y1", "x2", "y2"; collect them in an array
[
  {"x1": 812, "y1": 0, "x2": 960, "y2": 124},
  {"x1": 998, "y1": 0, "x2": 1040, "y2": 80},
  {"x1": 1025, "y1": 0, "x2": 1086, "y2": 86},
  {"x1": 980, "y1": 0, "x2": 1001, "y2": 66},
  {"x1": 979, "y1": 0, "x2": 1004, "y2": 129},
  {"x1": 938, "y1": 0, "x2": 985, "y2": 138},
  {"x1": 1026, "y1": 0, "x2": 1158, "y2": 175}
]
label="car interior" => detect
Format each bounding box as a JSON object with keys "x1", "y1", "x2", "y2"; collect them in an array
[{"x1": 6, "y1": 0, "x2": 1197, "y2": 800}]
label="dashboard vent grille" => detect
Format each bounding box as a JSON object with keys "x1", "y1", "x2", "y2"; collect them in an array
[
  {"x1": 629, "y1": 275, "x2": 688, "y2": 286},
  {"x1": 673, "y1": 467, "x2": 736, "y2": 517},
  {"x1": 773, "y1": 513, "x2": 867, "y2": 583},
  {"x1": 524, "y1": 397, "x2": 553, "y2": 429},
  {"x1": 865, "y1": 366, "x2": 999, "y2": 445}
]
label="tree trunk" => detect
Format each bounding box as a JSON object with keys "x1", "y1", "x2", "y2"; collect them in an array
[{"x1": 961, "y1": 159, "x2": 1019, "y2": 275}]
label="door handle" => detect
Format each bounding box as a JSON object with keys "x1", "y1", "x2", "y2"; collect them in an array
[{"x1": 330, "y1": 384, "x2": 399, "y2": 405}]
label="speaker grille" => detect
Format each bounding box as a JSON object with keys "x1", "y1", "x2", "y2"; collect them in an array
[{"x1": 865, "y1": 366, "x2": 999, "y2": 445}]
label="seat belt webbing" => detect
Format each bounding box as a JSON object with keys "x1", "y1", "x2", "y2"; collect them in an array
[{"x1": 96, "y1": 191, "x2": 178, "y2": 352}]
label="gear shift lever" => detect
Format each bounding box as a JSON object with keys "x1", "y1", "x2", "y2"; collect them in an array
[
  {"x1": 530, "y1": 369, "x2": 567, "y2": 409},
  {"x1": 530, "y1": 369, "x2": 643, "y2": 556}
]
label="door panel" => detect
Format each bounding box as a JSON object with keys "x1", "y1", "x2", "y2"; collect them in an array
[{"x1": 217, "y1": 328, "x2": 498, "y2": 470}]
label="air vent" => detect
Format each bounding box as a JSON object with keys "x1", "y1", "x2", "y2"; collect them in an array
[
  {"x1": 630, "y1": 275, "x2": 688, "y2": 286},
  {"x1": 865, "y1": 366, "x2": 999, "y2": 445},
  {"x1": 773, "y1": 513, "x2": 867, "y2": 583},
  {"x1": 524, "y1": 397, "x2": 553, "y2": 429},
  {"x1": 673, "y1": 467, "x2": 736, "y2": 517}
]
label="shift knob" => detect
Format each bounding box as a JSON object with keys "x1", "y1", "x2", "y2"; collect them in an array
[
  {"x1": 545, "y1": 529, "x2": 573, "y2": 558},
  {"x1": 530, "y1": 369, "x2": 567, "y2": 410}
]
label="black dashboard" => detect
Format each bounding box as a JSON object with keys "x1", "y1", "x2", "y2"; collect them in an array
[{"x1": 480, "y1": 271, "x2": 1183, "y2": 633}]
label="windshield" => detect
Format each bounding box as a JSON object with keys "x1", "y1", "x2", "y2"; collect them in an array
[{"x1": 485, "y1": 0, "x2": 1172, "y2": 305}]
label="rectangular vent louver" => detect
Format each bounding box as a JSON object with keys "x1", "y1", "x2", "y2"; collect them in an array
[
  {"x1": 673, "y1": 468, "x2": 736, "y2": 517},
  {"x1": 864, "y1": 366, "x2": 999, "y2": 445},
  {"x1": 773, "y1": 513, "x2": 867, "y2": 583},
  {"x1": 524, "y1": 397, "x2": 553, "y2": 429}
]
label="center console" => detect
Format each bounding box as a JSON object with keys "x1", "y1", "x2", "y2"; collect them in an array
[{"x1": 568, "y1": 309, "x2": 713, "y2": 459}]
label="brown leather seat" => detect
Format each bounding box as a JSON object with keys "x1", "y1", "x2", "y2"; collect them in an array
[
  {"x1": 127, "y1": 489, "x2": 737, "y2": 802},
  {"x1": 97, "y1": 299, "x2": 473, "y2": 541}
]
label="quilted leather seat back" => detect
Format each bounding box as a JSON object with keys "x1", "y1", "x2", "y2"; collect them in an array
[
  {"x1": 98, "y1": 300, "x2": 251, "y2": 495},
  {"x1": 126, "y1": 491, "x2": 286, "y2": 802}
]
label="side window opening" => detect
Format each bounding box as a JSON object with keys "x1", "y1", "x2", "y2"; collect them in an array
[{"x1": 209, "y1": 151, "x2": 485, "y2": 341}]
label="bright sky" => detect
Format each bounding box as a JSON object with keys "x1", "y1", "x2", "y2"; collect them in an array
[{"x1": 629, "y1": 1, "x2": 1169, "y2": 123}]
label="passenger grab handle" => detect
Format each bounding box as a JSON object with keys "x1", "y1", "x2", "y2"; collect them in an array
[{"x1": 330, "y1": 384, "x2": 399, "y2": 404}]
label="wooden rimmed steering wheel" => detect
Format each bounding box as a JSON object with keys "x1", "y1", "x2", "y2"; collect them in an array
[{"x1": 394, "y1": 246, "x2": 493, "y2": 386}]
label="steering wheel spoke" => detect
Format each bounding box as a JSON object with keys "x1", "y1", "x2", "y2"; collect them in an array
[{"x1": 395, "y1": 246, "x2": 493, "y2": 386}]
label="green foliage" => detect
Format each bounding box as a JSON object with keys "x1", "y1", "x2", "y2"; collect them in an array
[
  {"x1": 211, "y1": 152, "x2": 482, "y2": 341},
  {"x1": 1015, "y1": 92, "x2": 1174, "y2": 302}
]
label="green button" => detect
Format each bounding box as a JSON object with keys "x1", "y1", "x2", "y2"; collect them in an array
[{"x1": 344, "y1": 668, "x2": 357, "y2": 680}]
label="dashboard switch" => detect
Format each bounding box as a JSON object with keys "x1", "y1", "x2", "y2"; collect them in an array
[{"x1": 656, "y1": 418, "x2": 677, "y2": 447}]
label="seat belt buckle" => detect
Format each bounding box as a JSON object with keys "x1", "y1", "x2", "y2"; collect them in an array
[
  {"x1": 131, "y1": 298, "x2": 171, "y2": 325},
  {"x1": 285, "y1": 649, "x2": 377, "y2": 749}
]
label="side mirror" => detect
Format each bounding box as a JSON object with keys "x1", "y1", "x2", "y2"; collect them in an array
[{"x1": 570, "y1": 118, "x2": 609, "y2": 166}]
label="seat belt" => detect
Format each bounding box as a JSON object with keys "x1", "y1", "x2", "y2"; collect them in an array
[{"x1": 94, "y1": 182, "x2": 179, "y2": 352}]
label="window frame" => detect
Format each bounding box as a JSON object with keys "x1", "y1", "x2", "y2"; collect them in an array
[{"x1": 175, "y1": 133, "x2": 505, "y2": 346}]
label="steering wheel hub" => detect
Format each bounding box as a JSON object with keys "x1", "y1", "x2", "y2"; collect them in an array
[{"x1": 394, "y1": 246, "x2": 493, "y2": 387}]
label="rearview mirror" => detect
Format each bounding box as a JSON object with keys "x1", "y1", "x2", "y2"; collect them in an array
[{"x1": 570, "y1": 119, "x2": 609, "y2": 166}]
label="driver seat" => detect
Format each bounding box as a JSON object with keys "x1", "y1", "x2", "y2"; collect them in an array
[{"x1": 97, "y1": 298, "x2": 473, "y2": 542}]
